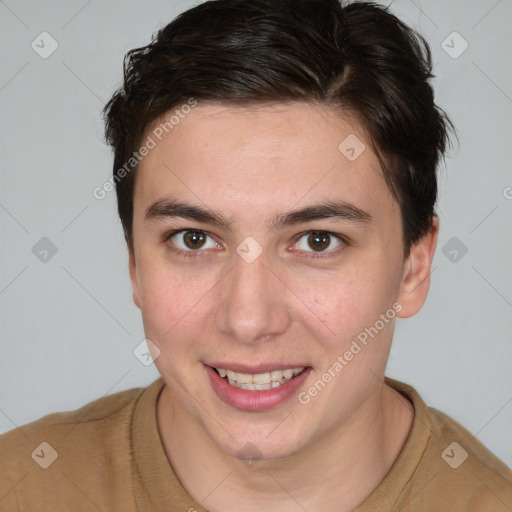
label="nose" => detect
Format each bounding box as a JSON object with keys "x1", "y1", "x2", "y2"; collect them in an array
[{"x1": 215, "y1": 250, "x2": 292, "y2": 345}]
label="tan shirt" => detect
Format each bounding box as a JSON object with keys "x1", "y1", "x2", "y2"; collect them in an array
[{"x1": 1, "y1": 377, "x2": 511, "y2": 511}]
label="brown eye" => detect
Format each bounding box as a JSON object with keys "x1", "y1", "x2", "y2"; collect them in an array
[
  {"x1": 307, "y1": 231, "x2": 331, "y2": 251},
  {"x1": 169, "y1": 230, "x2": 217, "y2": 252},
  {"x1": 294, "y1": 231, "x2": 344, "y2": 255},
  {"x1": 183, "y1": 230, "x2": 207, "y2": 249}
]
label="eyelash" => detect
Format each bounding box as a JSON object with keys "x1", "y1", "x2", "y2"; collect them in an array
[{"x1": 162, "y1": 229, "x2": 350, "y2": 260}]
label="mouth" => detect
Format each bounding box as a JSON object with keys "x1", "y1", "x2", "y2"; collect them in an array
[
  {"x1": 204, "y1": 362, "x2": 312, "y2": 411},
  {"x1": 211, "y1": 365, "x2": 307, "y2": 391}
]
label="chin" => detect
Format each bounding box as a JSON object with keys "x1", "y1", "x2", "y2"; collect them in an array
[{"x1": 210, "y1": 419, "x2": 308, "y2": 464}]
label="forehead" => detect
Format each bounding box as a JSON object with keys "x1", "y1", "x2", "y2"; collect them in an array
[
  {"x1": 144, "y1": 101, "x2": 373, "y2": 168},
  {"x1": 134, "y1": 102, "x2": 396, "y2": 229}
]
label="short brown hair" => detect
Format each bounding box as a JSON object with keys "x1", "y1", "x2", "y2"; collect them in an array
[{"x1": 103, "y1": 0, "x2": 455, "y2": 255}]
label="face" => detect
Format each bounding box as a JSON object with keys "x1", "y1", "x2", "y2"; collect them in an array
[{"x1": 129, "y1": 102, "x2": 436, "y2": 461}]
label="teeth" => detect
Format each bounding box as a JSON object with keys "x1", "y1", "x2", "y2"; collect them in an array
[
  {"x1": 283, "y1": 369, "x2": 293, "y2": 379},
  {"x1": 229, "y1": 380, "x2": 278, "y2": 391},
  {"x1": 252, "y1": 372, "x2": 271, "y2": 384},
  {"x1": 215, "y1": 366, "x2": 305, "y2": 388},
  {"x1": 236, "y1": 372, "x2": 253, "y2": 384}
]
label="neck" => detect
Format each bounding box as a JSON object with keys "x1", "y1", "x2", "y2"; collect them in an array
[{"x1": 157, "y1": 379, "x2": 414, "y2": 512}]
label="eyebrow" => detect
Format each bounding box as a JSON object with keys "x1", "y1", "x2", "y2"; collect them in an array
[{"x1": 144, "y1": 198, "x2": 372, "y2": 231}]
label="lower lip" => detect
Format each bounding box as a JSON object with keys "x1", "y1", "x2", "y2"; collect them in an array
[{"x1": 205, "y1": 364, "x2": 312, "y2": 412}]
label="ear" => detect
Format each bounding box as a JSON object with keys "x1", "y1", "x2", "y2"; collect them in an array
[
  {"x1": 396, "y1": 216, "x2": 439, "y2": 318},
  {"x1": 129, "y1": 247, "x2": 142, "y2": 310}
]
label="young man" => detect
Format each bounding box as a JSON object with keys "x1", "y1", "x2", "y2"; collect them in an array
[{"x1": 1, "y1": 0, "x2": 511, "y2": 510}]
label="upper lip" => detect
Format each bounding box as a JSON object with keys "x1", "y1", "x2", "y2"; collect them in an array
[{"x1": 205, "y1": 362, "x2": 309, "y2": 374}]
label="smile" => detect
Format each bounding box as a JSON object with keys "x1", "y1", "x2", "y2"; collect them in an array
[
  {"x1": 213, "y1": 366, "x2": 306, "y2": 391},
  {"x1": 205, "y1": 364, "x2": 312, "y2": 411}
]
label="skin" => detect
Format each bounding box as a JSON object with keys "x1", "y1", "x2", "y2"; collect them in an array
[{"x1": 129, "y1": 102, "x2": 438, "y2": 512}]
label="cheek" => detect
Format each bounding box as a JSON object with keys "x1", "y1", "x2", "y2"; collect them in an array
[
  {"x1": 136, "y1": 254, "x2": 201, "y2": 341},
  {"x1": 290, "y1": 261, "x2": 401, "y2": 361},
  {"x1": 135, "y1": 253, "x2": 228, "y2": 364},
  {"x1": 293, "y1": 267, "x2": 387, "y2": 332}
]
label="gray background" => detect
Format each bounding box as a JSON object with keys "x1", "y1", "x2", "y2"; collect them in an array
[{"x1": 1, "y1": 0, "x2": 511, "y2": 468}]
